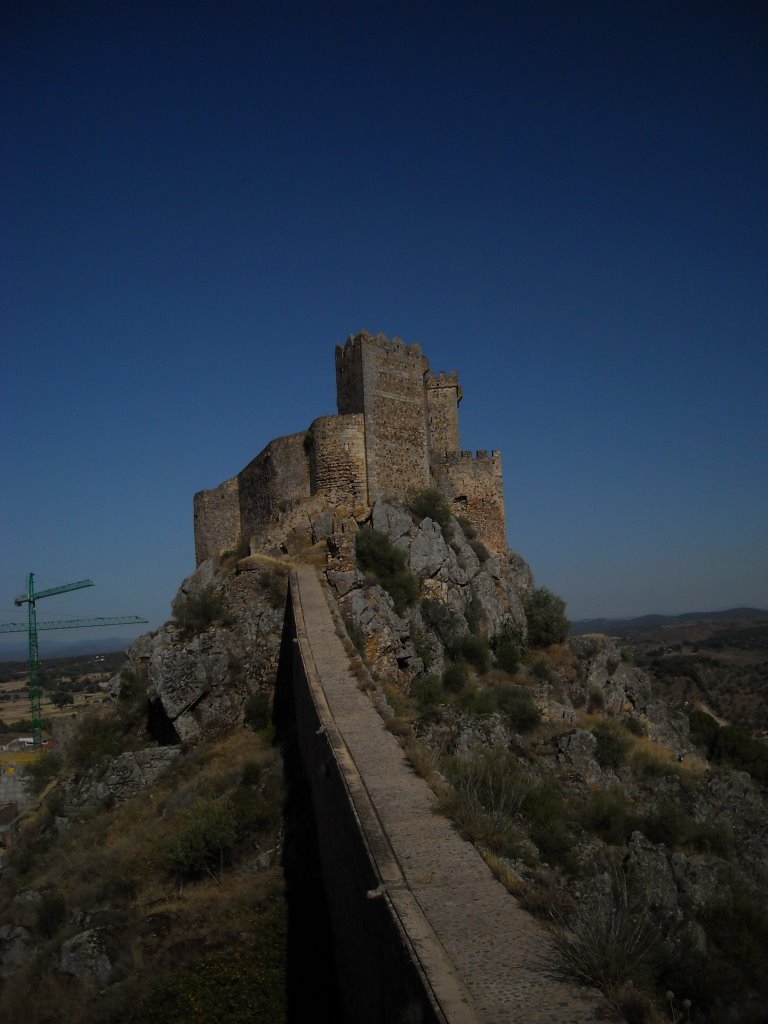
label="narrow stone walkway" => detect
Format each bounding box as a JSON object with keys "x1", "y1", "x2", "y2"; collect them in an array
[{"x1": 292, "y1": 567, "x2": 602, "y2": 1024}]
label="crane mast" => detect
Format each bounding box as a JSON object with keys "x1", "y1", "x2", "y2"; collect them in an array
[{"x1": 2, "y1": 573, "x2": 146, "y2": 747}]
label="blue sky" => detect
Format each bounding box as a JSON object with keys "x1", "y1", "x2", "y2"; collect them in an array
[{"x1": 1, "y1": 1, "x2": 766, "y2": 652}]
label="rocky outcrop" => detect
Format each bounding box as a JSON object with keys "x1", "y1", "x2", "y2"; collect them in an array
[
  {"x1": 65, "y1": 748, "x2": 181, "y2": 810},
  {"x1": 328, "y1": 499, "x2": 532, "y2": 684},
  {"x1": 112, "y1": 560, "x2": 286, "y2": 744},
  {"x1": 58, "y1": 928, "x2": 113, "y2": 985},
  {"x1": 566, "y1": 635, "x2": 690, "y2": 752}
]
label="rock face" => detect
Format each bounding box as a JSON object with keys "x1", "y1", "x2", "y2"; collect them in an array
[
  {"x1": 112, "y1": 562, "x2": 286, "y2": 746},
  {"x1": 65, "y1": 748, "x2": 182, "y2": 810},
  {"x1": 566, "y1": 634, "x2": 690, "y2": 752},
  {"x1": 328, "y1": 499, "x2": 532, "y2": 683},
  {"x1": 59, "y1": 928, "x2": 113, "y2": 985}
]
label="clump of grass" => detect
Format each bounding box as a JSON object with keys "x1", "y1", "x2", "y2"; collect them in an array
[
  {"x1": 443, "y1": 661, "x2": 469, "y2": 693},
  {"x1": 448, "y1": 634, "x2": 491, "y2": 674},
  {"x1": 592, "y1": 722, "x2": 629, "y2": 769},
  {"x1": 172, "y1": 586, "x2": 235, "y2": 636},
  {"x1": 546, "y1": 860, "x2": 660, "y2": 995},
  {"x1": 411, "y1": 674, "x2": 443, "y2": 712}
]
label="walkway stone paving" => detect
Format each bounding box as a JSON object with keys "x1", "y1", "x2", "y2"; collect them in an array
[{"x1": 292, "y1": 567, "x2": 603, "y2": 1023}]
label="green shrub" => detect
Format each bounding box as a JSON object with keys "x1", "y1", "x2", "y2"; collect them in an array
[
  {"x1": 355, "y1": 529, "x2": 419, "y2": 615},
  {"x1": 624, "y1": 716, "x2": 646, "y2": 737},
  {"x1": 588, "y1": 687, "x2": 605, "y2": 711},
  {"x1": 457, "y1": 686, "x2": 499, "y2": 714},
  {"x1": 240, "y1": 760, "x2": 264, "y2": 786},
  {"x1": 172, "y1": 586, "x2": 234, "y2": 635},
  {"x1": 580, "y1": 788, "x2": 638, "y2": 845},
  {"x1": 531, "y1": 655, "x2": 556, "y2": 683},
  {"x1": 23, "y1": 752, "x2": 62, "y2": 794},
  {"x1": 257, "y1": 567, "x2": 288, "y2": 609},
  {"x1": 495, "y1": 685, "x2": 541, "y2": 731},
  {"x1": 66, "y1": 710, "x2": 124, "y2": 769},
  {"x1": 411, "y1": 674, "x2": 443, "y2": 711},
  {"x1": 523, "y1": 586, "x2": 570, "y2": 647},
  {"x1": 441, "y1": 750, "x2": 530, "y2": 856},
  {"x1": 491, "y1": 621, "x2": 524, "y2": 673},
  {"x1": 411, "y1": 627, "x2": 434, "y2": 670},
  {"x1": 343, "y1": 616, "x2": 366, "y2": 658},
  {"x1": 443, "y1": 662, "x2": 469, "y2": 693},
  {"x1": 166, "y1": 798, "x2": 238, "y2": 882},
  {"x1": 406, "y1": 487, "x2": 453, "y2": 534},
  {"x1": 592, "y1": 723, "x2": 629, "y2": 769},
  {"x1": 450, "y1": 634, "x2": 490, "y2": 674},
  {"x1": 243, "y1": 693, "x2": 271, "y2": 731}
]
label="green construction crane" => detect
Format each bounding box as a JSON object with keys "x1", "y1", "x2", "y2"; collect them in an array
[{"x1": 1, "y1": 572, "x2": 147, "y2": 747}]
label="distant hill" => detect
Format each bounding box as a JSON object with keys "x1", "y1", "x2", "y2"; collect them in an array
[
  {"x1": 0, "y1": 635, "x2": 139, "y2": 661},
  {"x1": 570, "y1": 607, "x2": 768, "y2": 635}
]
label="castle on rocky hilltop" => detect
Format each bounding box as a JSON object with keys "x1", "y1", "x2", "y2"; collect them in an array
[{"x1": 193, "y1": 330, "x2": 507, "y2": 564}]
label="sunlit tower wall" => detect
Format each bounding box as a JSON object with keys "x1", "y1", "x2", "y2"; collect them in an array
[
  {"x1": 432, "y1": 448, "x2": 507, "y2": 554},
  {"x1": 335, "y1": 331, "x2": 431, "y2": 504}
]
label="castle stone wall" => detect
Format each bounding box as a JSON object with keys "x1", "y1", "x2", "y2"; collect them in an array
[
  {"x1": 237, "y1": 432, "x2": 312, "y2": 540},
  {"x1": 426, "y1": 371, "x2": 462, "y2": 456},
  {"x1": 193, "y1": 331, "x2": 510, "y2": 566},
  {"x1": 193, "y1": 476, "x2": 240, "y2": 564},
  {"x1": 337, "y1": 331, "x2": 431, "y2": 504},
  {"x1": 309, "y1": 414, "x2": 368, "y2": 507},
  {"x1": 433, "y1": 450, "x2": 507, "y2": 553}
]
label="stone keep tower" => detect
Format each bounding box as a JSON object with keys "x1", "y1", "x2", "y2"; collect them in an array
[
  {"x1": 335, "y1": 333, "x2": 431, "y2": 504},
  {"x1": 193, "y1": 330, "x2": 508, "y2": 564}
]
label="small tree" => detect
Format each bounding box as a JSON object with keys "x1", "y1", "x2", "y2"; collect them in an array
[
  {"x1": 167, "y1": 798, "x2": 238, "y2": 883},
  {"x1": 406, "y1": 487, "x2": 453, "y2": 534},
  {"x1": 523, "y1": 587, "x2": 569, "y2": 647}
]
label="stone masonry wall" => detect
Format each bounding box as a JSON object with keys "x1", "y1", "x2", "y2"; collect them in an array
[
  {"x1": 193, "y1": 476, "x2": 240, "y2": 564},
  {"x1": 193, "y1": 331, "x2": 509, "y2": 566},
  {"x1": 433, "y1": 450, "x2": 507, "y2": 553},
  {"x1": 425, "y1": 371, "x2": 462, "y2": 456},
  {"x1": 237, "y1": 432, "x2": 312, "y2": 541},
  {"x1": 337, "y1": 331, "x2": 431, "y2": 504},
  {"x1": 309, "y1": 413, "x2": 368, "y2": 508}
]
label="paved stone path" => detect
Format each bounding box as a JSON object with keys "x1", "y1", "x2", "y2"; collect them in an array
[{"x1": 292, "y1": 568, "x2": 603, "y2": 1023}]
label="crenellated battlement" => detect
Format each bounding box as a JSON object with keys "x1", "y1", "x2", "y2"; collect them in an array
[
  {"x1": 337, "y1": 329, "x2": 427, "y2": 368},
  {"x1": 425, "y1": 369, "x2": 461, "y2": 390},
  {"x1": 194, "y1": 330, "x2": 508, "y2": 562},
  {"x1": 436, "y1": 448, "x2": 502, "y2": 463}
]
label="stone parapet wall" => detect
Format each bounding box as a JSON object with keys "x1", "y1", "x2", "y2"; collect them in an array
[
  {"x1": 433, "y1": 450, "x2": 507, "y2": 553},
  {"x1": 193, "y1": 476, "x2": 240, "y2": 564},
  {"x1": 237, "y1": 432, "x2": 312, "y2": 542},
  {"x1": 309, "y1": 413, "x2": 368, "y2": 507}
]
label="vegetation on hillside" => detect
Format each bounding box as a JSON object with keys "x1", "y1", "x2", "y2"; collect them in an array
[
  {"x1": 355, "y1": 528, "x2": 419, "y2": 615},
  {"x1": 1, "y1": 699, "x2": 286, "y2": 1024},
  {"x1": 364, "y1": 611, "x2": 768, "y2": 1024}
]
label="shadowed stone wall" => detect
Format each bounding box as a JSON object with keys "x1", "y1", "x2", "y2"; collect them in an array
[
  {"x1": 193, "y1": 477, "x2": 240, "y2": 565},
  {"x1": 238, "y1": 432, "x2": 312, "y2": 540},
  {"x1": 425, "y1": 371, "x2": 462, "y2": 456}
]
